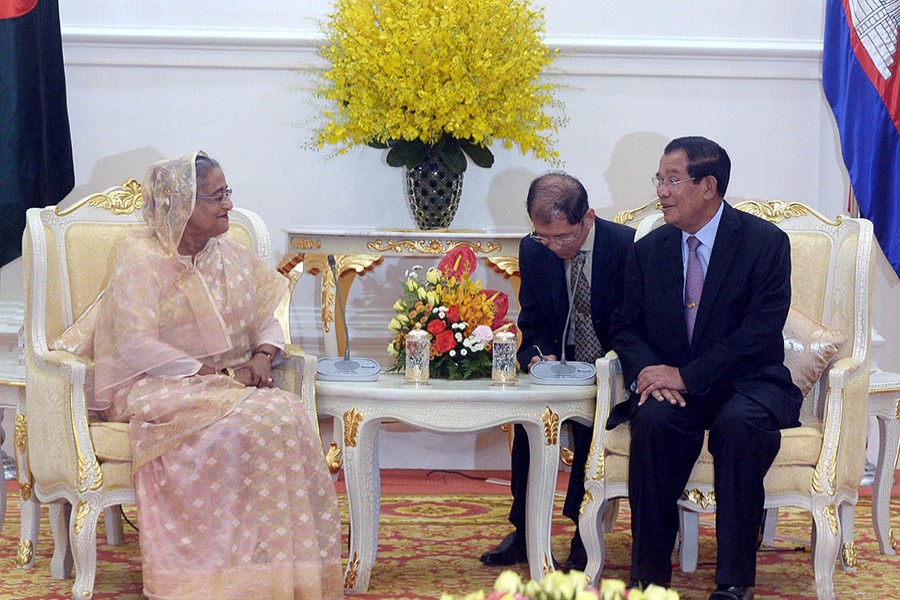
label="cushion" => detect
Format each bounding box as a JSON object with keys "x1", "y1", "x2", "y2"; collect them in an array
[
  {"x1": 89, "y1": 421, "x2": 131, "y2": 463},
  {"x1": 48, "y1": 290, "x2": 105, "y2": 358},
  {"x1": 782, "y1": 307, "x2": 847, "y2": 398}
]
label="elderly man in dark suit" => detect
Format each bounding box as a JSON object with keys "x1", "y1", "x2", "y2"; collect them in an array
[
  {"x1": 479, "y1": 171, "x2": 634, "y2": 572},
  {"x1": 608, "y1": 137, "x2": 802, "y2": 600}
]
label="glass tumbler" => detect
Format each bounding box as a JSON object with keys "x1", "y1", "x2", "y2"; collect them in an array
[
  {"x1": 491, "y1": 330, "x2": 517, "y2": 384},
  {"x1": 405, "y1": 327, "x2": 431, "y2": 383}
]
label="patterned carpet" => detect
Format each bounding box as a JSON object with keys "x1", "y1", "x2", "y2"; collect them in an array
[{"x1": 1, "y1": 481, "x2": 899, "y2": 599}]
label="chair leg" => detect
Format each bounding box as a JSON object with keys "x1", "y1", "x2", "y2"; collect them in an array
[
  {"x1": 49, "y1": 502, "x2": 73, "y2": 579},
  {"x1": 18, "y1": 493, "x2": 40, "y2": 569},
  {"x1": 601, "y1": 498, "x2": 619, "y2": 533},
  {"x1": 578, "y1": 492, "x2": 610, "y2": 585},
  {"x1": 873, "y1": 415, "x2": 899, "y2": 555},
  {"x1": 69, "y1": 500, "x2": 102, "y2": 600},
  {"x1": 811, "y1": 497, "x2": 839, "y2": 600},
  {"x1": 104, "y1": 505, "x2": 124, "y2": 546},
  {"x1": 837, "y1": 502, "x2": 857, "y2": 572},
  {"x1": 761, "y1": 508, "x2": 778, "y2": 547},
  {"x1": 678, "y1": 507, "x2": 699, "y2": 572},
  {"x1": 0, "y1": 468, "x2": 6, "y2": 533}
]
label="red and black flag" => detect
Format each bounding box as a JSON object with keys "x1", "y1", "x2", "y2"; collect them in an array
[{"x1": 1, "y1": 0, "x2": 74, "y2": 266}]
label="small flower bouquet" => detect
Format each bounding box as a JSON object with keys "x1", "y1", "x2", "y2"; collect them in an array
[
  {"x1": 387, "y1": 246, "x2": 515, "y2": 379},
  {"x1": 439, "y1": 569, "x2": 680, "y2": 600}
]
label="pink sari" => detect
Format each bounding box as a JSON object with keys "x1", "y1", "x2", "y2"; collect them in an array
[{"x1": 92, "y1": 152, "x2": 343, "y2": 599}]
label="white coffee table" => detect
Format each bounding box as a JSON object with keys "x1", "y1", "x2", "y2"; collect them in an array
[{"x1": 316, "y1": 373, "x2": 596, "y2": 592}]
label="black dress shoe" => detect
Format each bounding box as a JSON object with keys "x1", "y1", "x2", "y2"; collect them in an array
[
  {"x1": 479, "y1": 531, "x2": 527, "y2": 566},
  {"x1": 561, "y1": 534, "x2": 587, "y2": 572},
  {"x1": 709, "y1": 584, "x2": 755, "y2": 600}
]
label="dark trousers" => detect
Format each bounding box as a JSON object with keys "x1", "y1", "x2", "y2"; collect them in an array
[
  {"x1": 627, "y1": 392, "x2": 781, "y2": 586},
  {"x1": 508, "y1": 421, "x2": 592, "y2": 532}
]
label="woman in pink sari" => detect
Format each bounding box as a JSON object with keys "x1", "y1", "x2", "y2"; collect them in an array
[{"x1": 92, "y1": 151, "x2": 343, "y2": 599}]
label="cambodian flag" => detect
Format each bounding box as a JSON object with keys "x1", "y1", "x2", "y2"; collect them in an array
[
  {"x1": 823, "y1": 0, "x2": 900, "y2": 277},
  {"x1": 0, "y1": 0, "x2": 74, "y2": 267}
]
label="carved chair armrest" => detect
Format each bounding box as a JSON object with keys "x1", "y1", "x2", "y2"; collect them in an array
[
  {"x1": 817, "y1": 355, "x2": 868, "y2": 494},
  {"x1": 24, "y1": 350, "x2": 96, "y2": 491},
  {"x1": 584, "y1": 352, "x2": 625, "y2": 482},
  {"x1": 272, "y1": 345, "x2": 321, "y2": 448}
]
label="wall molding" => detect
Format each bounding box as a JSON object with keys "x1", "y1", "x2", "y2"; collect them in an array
[{"x1": 62, "y1": 26, "x2": 823, "y2": 79}]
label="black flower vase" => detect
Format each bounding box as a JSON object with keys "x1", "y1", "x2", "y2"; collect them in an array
[{"x1": 405, "y1": 153, "x2": 464, "y2": 229}]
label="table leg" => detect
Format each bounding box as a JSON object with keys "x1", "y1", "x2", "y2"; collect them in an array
[
  {"x1": 341, "y1": 417, "x2": 381, "y2": 593},
  {"x1": 873, "y1": 414, "x2": 899, "y2": 555},
  {"x1": 522, "y1": 417, "x2": 561, "y2": 582}
]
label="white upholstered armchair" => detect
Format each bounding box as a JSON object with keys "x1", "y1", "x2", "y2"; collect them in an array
[
  {"x1": 579, "y1": 201, "x2": 875, "y2": 600},
  {"x1": 19, "y1": 180, "x2": 318, "y2": 599}
]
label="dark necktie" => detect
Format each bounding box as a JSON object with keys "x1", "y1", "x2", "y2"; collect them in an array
[
  {"x1": 571, "y1": 251, "x2": 603, "y2": 362},
  {"x1": 684, "y1": 236, "x2": 703, "y2": 344}
]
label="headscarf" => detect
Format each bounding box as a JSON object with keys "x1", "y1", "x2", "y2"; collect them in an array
[{"x1": 142, "y1": 151, "x2": 203, "y2": 254}]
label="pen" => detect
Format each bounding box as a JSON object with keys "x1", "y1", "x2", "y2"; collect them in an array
[{"x1": 533, "y1": 345, "x2": 548, "y2": 361}]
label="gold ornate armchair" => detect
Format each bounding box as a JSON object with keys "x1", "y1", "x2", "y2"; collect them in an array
[
  {"x1": 19, "y1": 180, "x2": 317, "y2": 599},
  {"x1": 579, "y1": 201, "x2": 874, "y2": 600}
]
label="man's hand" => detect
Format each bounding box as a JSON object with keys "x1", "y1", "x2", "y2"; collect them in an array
[
  {"x1": 636, "y1": 364, "x2": 687, "y2": 407},
  {"x1": 528, "y1": 354, "x2": 557, "y2": 369}
]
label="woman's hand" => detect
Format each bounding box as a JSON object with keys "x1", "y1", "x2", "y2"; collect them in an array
[{"x1": 235, "y1": 353, "x2": 274, "y2": 388}]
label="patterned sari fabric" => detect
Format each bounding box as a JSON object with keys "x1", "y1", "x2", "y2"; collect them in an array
[{"x1": 92, "y1": 152, "x2": 343, "y2": 599}]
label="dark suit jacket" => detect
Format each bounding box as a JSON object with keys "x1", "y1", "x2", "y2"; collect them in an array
[
  {"x1": 517, "y1": 216, "x2": 635, "y2": 370},
  {"x1": 608, "y1": 202, "x2": 802, "y2": 429}
]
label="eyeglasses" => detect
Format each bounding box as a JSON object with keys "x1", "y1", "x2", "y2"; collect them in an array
[
  {"x1": 530, "y1": 219, "x2": 585, "y2": 247},
  {"x1": 651, "y1": 176, "x2": 697, "y2": 190},
  {"x1": 196, "y1": 188, "x2": 233, "y2": 203}
]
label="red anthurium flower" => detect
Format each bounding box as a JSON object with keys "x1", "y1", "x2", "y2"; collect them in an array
[
  {"x1": 484, "y1": 289, "x2": 509, "y2": 329},
  {"x1": 438, "y1": 246, "x2": 478, "y2": 280}
]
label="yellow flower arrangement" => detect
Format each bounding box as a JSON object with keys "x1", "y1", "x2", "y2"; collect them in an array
[
  {"x1": 440, "y1": 570, "x2": 680, "y2": 600},
  {"x1": 314, "y1": 0, "x2": 563, "y2": 174}
]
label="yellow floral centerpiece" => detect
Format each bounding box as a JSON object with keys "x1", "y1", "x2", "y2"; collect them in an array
[
  {"x1": 313, "y1": 0, "x2": 564, "y2": 228},
  {"x1": 387, "y1": 246, "x2": 515, "y2": 379},
  {"x1": 440, "y1": 570, "x2": 680, "y2": 600}
]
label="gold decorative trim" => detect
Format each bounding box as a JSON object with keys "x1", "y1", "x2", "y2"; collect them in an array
[
  {"x1": 344, "y1": 552, "x2": 360, "y2": 591},
  {"x1": 540, "y1": 407, "x2": 559, "y2": 446},
  {"x1": 325, "y1": 441, "x2": 343, "y2": 474},
  {"x1": 306, "y1": 254, "x2": 382, "y2": 334},
  {"x1": 896, "y1": 397, "x2": 900, "y2": 420},
  {"x1": 343, "y1": 408, "x2": 364, "y2": 448},
  {"x1": 290, "y1": 237, "x2": 322, "y2": 250},
  {"x1": 841, "y1": 542, "x2": 858, "y2": 568},
  {"x1": 18, "y1": 479, "x2": 32, "y2": 501},
  {"x1": 613, "y1": 198, "x2": 661, "y2": 225},
  {"x1": 560, "y1": 446, "x2": 574, "y2": 467},
  {"x1": 823, "y1": 504, "x2": 838, "y2": 536},
  {"x1": 734, "y1": 200, "x2": 842, "y2": 226},
  {"x1": 366, "y1": 239, "x2": 502, "y2": 255},
  {"x1": 681, "y1": 488, "x2": 716, "y2": 510},
  {"x1": 890, "y1": 527, "x2": 896, "y2": 551},
  {"x1": 14, "y1": 413, "x2": 27, "y2": 454},
  {"x1": 70, "y1": 384, "x2": 102, "y2": 493},
  {"x1": 0, "y1": 377, "x2": 25, "y2": 387},
  {"x1": 56, "y1": 178, "x2": 144, "y2": 216},
  {"x1": 16, "y1": 540, "x2": 34, "y2": 567},
  {"x1": 542, "y1": 552, "x2": 553, "y2": 575},
  {"x1": 485, "y1": 256, "x2": 520, "y2": 278},
  {"x1": 73, "y1": 501, "x2": 91, "y2": 535},
  {"x1": 580, "y1": 490, "x2": 594, "y2": 517}
]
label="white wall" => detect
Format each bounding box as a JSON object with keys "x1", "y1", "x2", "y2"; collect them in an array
[{"x1": 2, "y1": 1, "x2": 898, "y2": 469}]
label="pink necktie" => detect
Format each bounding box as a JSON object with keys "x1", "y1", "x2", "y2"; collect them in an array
[{"x1": 684, "y1": 236, "x2": 703, "y2": 344}]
